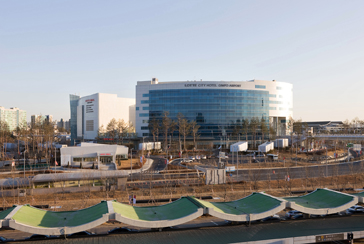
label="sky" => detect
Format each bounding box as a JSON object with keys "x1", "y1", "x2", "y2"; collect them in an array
[{"x1": 1, "y1": 0, "x2": 364, "y2": 122}]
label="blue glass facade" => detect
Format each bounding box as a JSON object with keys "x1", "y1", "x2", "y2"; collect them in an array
[
  {"x1": 148, "y1": 89, "x2": 269, "y2": 138},
  {"x1": 69, "y1": 94, "x2": 80, "y2": 145}
]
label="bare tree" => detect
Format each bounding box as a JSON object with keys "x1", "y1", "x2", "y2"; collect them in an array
[
  {"x1": 148, "y1": 118, "x2": 160, "y2": 142},
  {"x1": 249, "y1": 117, "x2": 259, "y2": 148},
  {"x1": 269, "y1": 120, "x2": 277, "y2": 141},
  {"x1": 162, "y1": 112, "x2": 173, "y2": 151},
  {"x1": 241, "y1": 119, "x2": 250, "y2": 141},
  {"x1": 178, "y1": 115, "x2": 190, "y2": 151},
  {"x1": 260, "y1": 117, "x2": 268, "y2": 144},
  {"x1": 106, "y1": 118, "x2": 117, "y2": 143},
  {"x1": 190, "y1": 120, "x2": 200, "y2": 150},
  {"x1": 116, "y1": 119, "x2": 127, "y2": 144}
]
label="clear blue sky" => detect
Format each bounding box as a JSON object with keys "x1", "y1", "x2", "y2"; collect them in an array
[{"x1": 1, "y1": 0, "x2": 364, "y2": 122}]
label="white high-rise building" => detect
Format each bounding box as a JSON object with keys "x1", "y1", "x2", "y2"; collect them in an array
[
  {"x1": 0, "y1": 107, "x2": 27, "y2": 131},
  {"x1": 69, "y1": 93, "x2": 135, "y2": 142},
  {"x1": 136, "y1": 78, "x2": 293, "y2": 139}
]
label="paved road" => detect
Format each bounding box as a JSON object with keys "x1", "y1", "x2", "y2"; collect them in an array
[
  {"x1": 147, "y1": 156, "x2": 168, "y2": 172},
  {"x1": 233, "y1": 160, "x2": 364, "y2": 182}
]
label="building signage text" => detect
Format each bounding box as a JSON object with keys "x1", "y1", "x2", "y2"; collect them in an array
[
  {"x1": 85, "y1": 99, "x2": 95, "y2": 113},
  {"x1": 184, "y1": 84, "x2": 241, "y2": 88}
]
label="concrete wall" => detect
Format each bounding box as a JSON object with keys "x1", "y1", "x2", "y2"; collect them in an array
[
  {"x1": 205, "y1": 169, "x2": 226, "y2": 185},
  {"x1": 0, "y1": 183, "x2": 127, "y2": 197}
]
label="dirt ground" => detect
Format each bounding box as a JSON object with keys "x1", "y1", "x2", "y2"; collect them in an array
[
  {"x1": 117, "y1": 158, "x2": 144, "y2": 170},
  {"x1": 1, "y1": 170, "x2": 363, "y2": 211},
  {"x1": 184, "y1": 148, "x2": 352, "y2": 169}
]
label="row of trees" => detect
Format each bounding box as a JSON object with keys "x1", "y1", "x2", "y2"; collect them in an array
[
  {"x1": 230, "y1": 117, "x2": 274, "y2": 147},
  {"x1": 0, "y1": 116, "x2": 59, "y2": 163},
  {"x1": 97, "y1": 119, "x2": 135, "y2": 144},
  {"x1": 148, "y1": 113, "x2": 277, "y2": 151},
  {"x1": 149, "y1": 112, "x2": 201, "y2": 151}
]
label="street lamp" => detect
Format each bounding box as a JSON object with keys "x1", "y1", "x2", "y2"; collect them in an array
[
  {"x1": 130, "y1": 148, "x2": 133, "y2": 181},
  {"x1": 23, "y1": 150, "x2": 26, "y2": 178}
]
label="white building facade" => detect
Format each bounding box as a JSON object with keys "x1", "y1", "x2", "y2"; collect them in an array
[
  {"x1": 69, "y1": 93, "x2": 135, "y2": 142},
  {"x1": 0, "y1": 107, "x2": 27, "y2": 131},
  {"x1": 60, "y1": 143, "x2": 129, "y2": 170},
  {"x1": 135, "y1": 79, "x2": 293, "y2": 140}
]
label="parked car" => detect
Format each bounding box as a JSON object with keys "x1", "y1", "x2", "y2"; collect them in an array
[
  {"x1": 67, "y1": 231, "x2": 95, "y2": 238},
  {"x1": 346, "y1": 205, "x2": 364, "y2": 214},
  {"x1": 285, "y1": 210, "x2": 302, "y2": 219},
  {"x1": 188, "y1": 156, "x2": 195, "y2": 161},
  {"x1": 0, "y1": 236, "x2": 14, "y2": 242},
  {"x1": 260, "y1": 214, "x2": 281, "y2": 222},
  {"x1": 291, "y1": 213, "x2": 303, "y2": 219},
  {"x1": 25, "y1": 234, "x2": 51, "y2": 240},
  {"x1": 108, "y1": 227, "x2": 137, "y2": 234},
  {"x1": 201, "y1": 155, "x2": 207, "y2": 160}
]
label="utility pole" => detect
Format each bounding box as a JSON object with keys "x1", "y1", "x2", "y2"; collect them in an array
[
  {"x1": 55, "y1": 147, "x2": 57, "y2": 174},
  {"x1": 23, "y1": 150, "x2": 26, "y2": 178},
  {"x1": 130, "y1": 148, "x2": 133, "y2": 181}
]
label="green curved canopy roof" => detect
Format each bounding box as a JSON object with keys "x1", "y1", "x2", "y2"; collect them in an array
[
  {"x1": 11, "y1": 201, "x2": 108, "y2": 228},
  {"x1": 284, "y1": 189, "x2": 354, "y2": 209},
  {"x1": 193, "y1": 193, "x2": 282, "y2": 215},
  {"x1": 112, "y1": 197, "x2": 200, "y2": 221},
  {"x1": 353, "y1": 191, "x2": 364, "y2": 197},
  {"x1": 0, "y1": 207, "x2": 15, "y2": 220}
]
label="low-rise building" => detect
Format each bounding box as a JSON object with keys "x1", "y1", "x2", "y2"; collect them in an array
[{"x1": 60, "y1": 143, "x2": 129, "y2": 170}]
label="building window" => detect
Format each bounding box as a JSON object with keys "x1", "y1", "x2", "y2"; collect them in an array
[
  {"x1": 142, "y1": 94, "x2": 150, "y2": 97},
  {"x1": 255, "y1": 85, "x2": 266, "y2": 89},
  {"x1": 100, "y1": 156, "x2": 113, "y2": 165},
  {"x1": 142, "y1": 107, "x2": 149, "y2": 110},
  {"x1": 86, "y1": 120, "x2": 94, "y2": 131},
  {"x1": 141, "y1": 126, "x2": 149, "y2": 130},
  {"x1": 73, "y1": 157, "x2": 83, "y2": 162},
  {"x1": 269, "y1": 107, "x2": 276, "y2": 110},
  {"x1": 142, "y1": 133, "x2": 149, "y2": 136},
  {"x1": 83, "y1": 157, "x2": 97, "y2": 162},
  {"x1": 141, "y1": 100, "x2": 149, "y2": 104},
  {"x1": 269, "y1": 101, "x2": 282, "y2": 104},
  {"x1": 142, "y1": 120, "x2": 149, "y2": 123},
  {"x1": 136, "y1": 107, "x2": 139, "y2": 110},
  {"x1": 269, "y1": 94, "x2": 276, "y2": 98},
  {"x1": 139, "y1": 113, "x2": 149, "y2": 117}
]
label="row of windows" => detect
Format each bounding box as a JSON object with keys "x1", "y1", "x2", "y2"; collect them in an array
[
  {"x1": 73, "y1": 157, "x2": 97, "y2": 162},
  {"x1": 255, "y1": 85, "x2": 266, "y2": 89},
  {"x1": 142, "y1": 89, "x2": 276, "y2": 137},
  {"x1": 269, "y1": 101, "x2": 283, "y2": 104},
  {"x1": 149, "y1": 89, "x2": 269, "y2": 97}
]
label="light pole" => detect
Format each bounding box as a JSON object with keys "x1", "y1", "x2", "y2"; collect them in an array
[
  {"x1": 130, "y1": 148, "x2": 133, "y2": 181},
  {"x1": 23, "y1": 150, "x2": 26, "y2": 178},
  {"x1": 326, "y1": 146, "x2": 328, "y2": 177},
  {"x1": 296, "y1": 143, "x2": 298, "y2": 166}
]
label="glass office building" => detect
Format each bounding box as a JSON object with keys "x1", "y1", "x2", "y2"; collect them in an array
[{"x1": 136, "y1": 78, "x2": 293, "y2": 141}]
